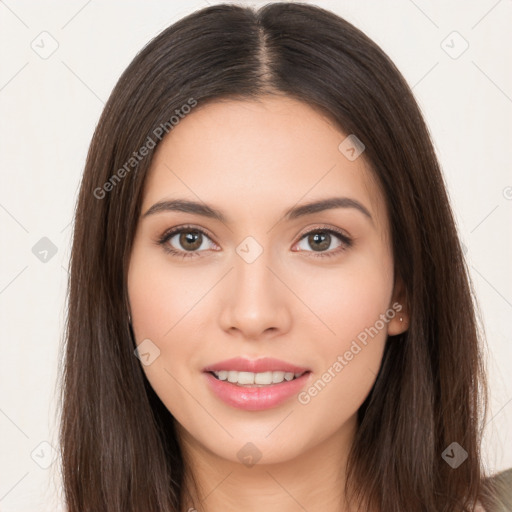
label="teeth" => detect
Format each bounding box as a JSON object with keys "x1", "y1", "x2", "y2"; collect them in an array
[
  {"x1": 272, "y1": 371, "x2": 285, "y2": 383},
  {"x1": 212, "y1": 370, "x2": 305, "y2": 386}
]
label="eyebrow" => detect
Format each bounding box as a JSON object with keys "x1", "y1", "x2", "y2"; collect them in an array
[{"x1": 142, "y1": 197, "x2": 373, "y2": 224}]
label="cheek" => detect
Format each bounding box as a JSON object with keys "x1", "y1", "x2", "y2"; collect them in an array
[
  {"x1": 127, "y1": 247, "x2": 217, "y2": 417},
  {"x1": 290, "y1": 253, "x2": 393, "y2": 412},
  {"x1": 128, "y1": 244, "x2": 214, "y2": 343},
  {"x1": 290, "y1": 249, "x2": 394, "y2": 347}
]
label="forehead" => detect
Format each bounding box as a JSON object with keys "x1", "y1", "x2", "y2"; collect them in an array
[{"x1": 142, "y1": 96, "x2": 388, "y2": 235}]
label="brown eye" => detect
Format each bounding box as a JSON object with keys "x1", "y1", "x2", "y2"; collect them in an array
[
  {"x1": 177, "y1": 230, "x2": 203, "y2": 251},
  {"x1": 158, "y1": 226, "x2": 217, "y2": 258},
  {"x1": 294, "y1": 228, "x2": 352, "y2": 258},
  {"x1": 307, "y1": 232, "x2": 331, "y2": 252}
]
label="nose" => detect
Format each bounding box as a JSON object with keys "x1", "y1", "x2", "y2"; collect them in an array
[{"x1": 218, "y1": 247, "x2": 292, "y2": 341}]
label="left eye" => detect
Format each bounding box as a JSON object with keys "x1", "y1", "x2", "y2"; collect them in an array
[{"x1": 294, "y1": 229, "x2": 351, "y2": 255}]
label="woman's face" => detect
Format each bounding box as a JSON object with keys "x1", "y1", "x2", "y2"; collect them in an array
[{"x1": 127, "y1": 96, "x2": 406, "y2": 465}]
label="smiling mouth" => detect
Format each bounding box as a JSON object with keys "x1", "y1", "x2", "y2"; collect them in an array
[{"x1": 208, "y1": 370, "x2": 310, "y2": 387}]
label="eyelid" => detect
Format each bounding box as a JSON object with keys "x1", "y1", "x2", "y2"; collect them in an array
[
  {"x1": 158, "y1": 223, "x2": 217, "y2": 244},
  {"x1": 295, "y1": 223, "x2": 352, "y2": 243}
]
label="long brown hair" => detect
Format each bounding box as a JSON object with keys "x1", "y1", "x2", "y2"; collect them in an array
[{"x1": 59, "y1": 3, "x2": 494, "y2": 510}]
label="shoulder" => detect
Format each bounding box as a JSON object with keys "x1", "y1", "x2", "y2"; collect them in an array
[
  {"x1": 474, "y1": 500, "x2": 486, "y2": 512},
  {"x1": 479, "y1": 467, "x2": 512, "y2": 512}
]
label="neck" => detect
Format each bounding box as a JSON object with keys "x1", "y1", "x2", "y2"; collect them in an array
[{"x1": 178, "y1": 416, "x2": 360, "y2": 512}]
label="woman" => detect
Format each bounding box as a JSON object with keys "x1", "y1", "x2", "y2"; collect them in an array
[{"x1": 59, "y1": 2, "x2": 507, "y2": 511}]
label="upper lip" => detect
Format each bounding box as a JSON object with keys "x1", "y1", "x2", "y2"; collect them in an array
[{"x1": 203, "y1": 357, "x2": 310, "y2": 374}]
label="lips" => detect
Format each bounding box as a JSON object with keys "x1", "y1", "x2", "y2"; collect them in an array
[
  {"x1": 203, "y1": 357, "x2": 310, "y2": 374},
  {"x1": 202, "y1": 357, "x2": 312, "y2": 410},
  {"x1": 204, "y1": 371, "x2": 311, "y2": 411}
]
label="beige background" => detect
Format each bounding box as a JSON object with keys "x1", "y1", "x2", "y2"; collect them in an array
[{"x1": 0, "y1": 0, "x2": 511, "y2": 510}]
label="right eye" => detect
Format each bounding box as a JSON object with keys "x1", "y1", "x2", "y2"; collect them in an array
[{"x1": 157, "y1": 225, "x2": 218, "y2": 259}]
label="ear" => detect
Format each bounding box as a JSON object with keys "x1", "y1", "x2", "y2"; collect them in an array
[{"x1": 387, "y1": 274, "x2": 409, "y2": 336}]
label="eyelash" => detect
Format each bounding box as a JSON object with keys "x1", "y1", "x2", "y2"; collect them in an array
[{"x1": 156, "y1": 224, "x2": 353, "y2": 260}]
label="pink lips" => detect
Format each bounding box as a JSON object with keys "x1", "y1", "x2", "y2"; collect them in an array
[{"x1": 203, "y1": 357, "x2": 312, "y2": 411}]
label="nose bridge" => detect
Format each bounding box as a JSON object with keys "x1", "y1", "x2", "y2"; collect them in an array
[
  {"x1": 219, "y1": 237, "x2": 291, "y2": 337},
  {"x1": 233, "y1": 238, "x2": 279, "y2": 308},
  {"x1": 235, "y1": 243, "x2": 273, "y2": 295}
]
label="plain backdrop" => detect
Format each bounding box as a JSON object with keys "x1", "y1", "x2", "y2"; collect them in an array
[{"x1": 0, "y1": 1, "x2": 511, "y2": 510}]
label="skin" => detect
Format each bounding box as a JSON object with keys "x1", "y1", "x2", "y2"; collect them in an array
[{"x1": 127, "y1": 95, "x2": 409, "y2": 512}]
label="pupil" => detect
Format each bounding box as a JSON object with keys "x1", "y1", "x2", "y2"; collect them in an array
[
  {"x1": 180, "y1": 231, "x2": 202, "y2": 250},
  {"x1": 309, "y1": 232, "x2": 330, "y2": 251}
]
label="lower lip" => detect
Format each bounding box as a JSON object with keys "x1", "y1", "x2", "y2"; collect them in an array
[{"x1": 204, "y1": 371, "x2": 311, "y2": 411}]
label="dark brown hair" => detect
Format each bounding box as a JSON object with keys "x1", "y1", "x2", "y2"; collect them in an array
[{"x1": 59, "y1": 2, "x2": 497, "y2": 511}]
